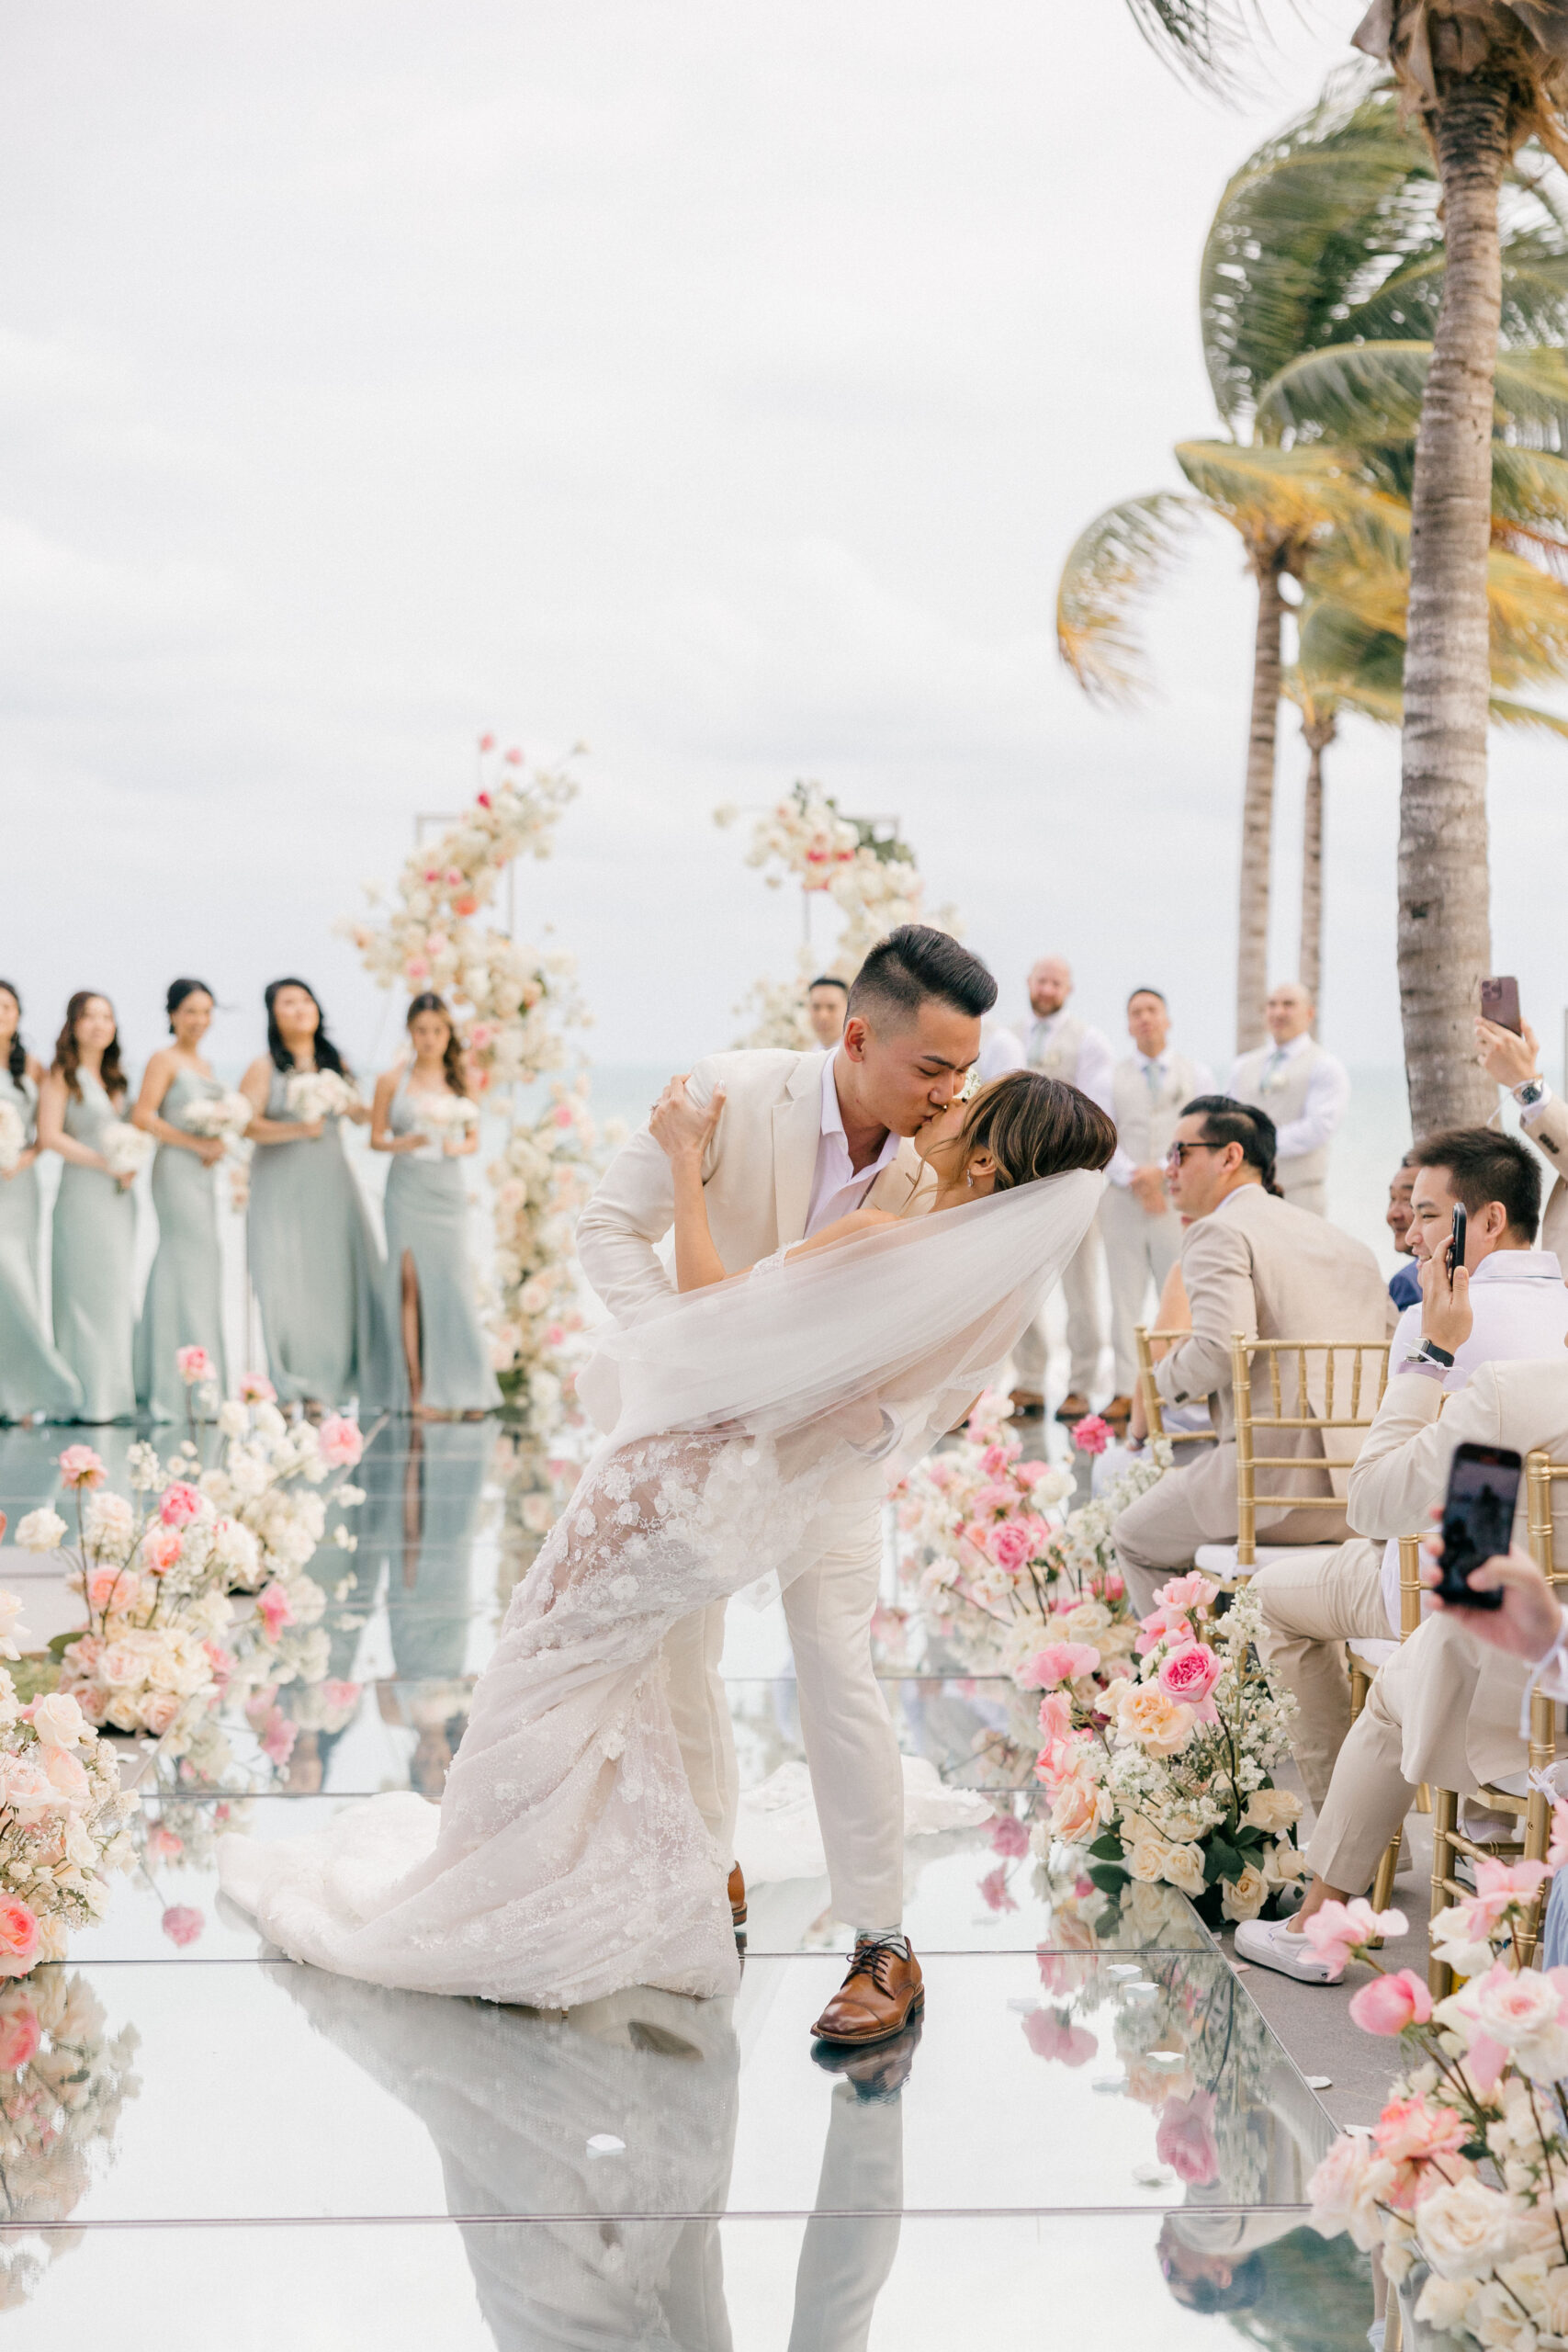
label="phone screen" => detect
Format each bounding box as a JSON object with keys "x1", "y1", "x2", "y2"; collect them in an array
[
  {"x1": 1482, "y1": 976, "x2": 1522, "y2": 1035},
  {"x1": 1438, "y1": 1442, "x2": 1521, "y2": 1609}
]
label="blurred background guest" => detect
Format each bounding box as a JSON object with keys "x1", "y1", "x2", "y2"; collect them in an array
[
  {"x1": 38, "y1": 989, "x2": 137, "y2": 1423},
  {"x1": 1099, "y1": 989, "x2": 1212, "y2": 1430},
  {"x1": 0, "y1": 979, "x2": 81, "y2": 1422},
  {"x1": 132, "y1": 978, "x2": 229, "y2": 1421},
  {"x1": 806, "y1": 975, "x2": 848, "y2": 1047},
  {"x1": 1386, "y1": 1148, "x2": 1421, "y2": 1307},
  {"x1": 370, "y1": 992, "x2": 498, "y2": 1419},
  {"x1": 1229, "y1": 982, "x2": 1348, "y2": 1217},
  {"x1": 242, "y1": 978, "x2": 387, "y2": 1415},
  {"x1": 985, "y1": 955, "x2": 1114, "y2": 1422}
]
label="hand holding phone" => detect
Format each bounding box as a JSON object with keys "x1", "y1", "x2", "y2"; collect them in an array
[
  {"x1": 1446, "y1": 1202, "x2": 1468, "y2": 1278},
  {"x1": 1437, "y1": 1442, "x2": 1521, "y2": 1610},
  {"x1": 1481, "y1": 976, "x2": 1523, "y2": 1036}
]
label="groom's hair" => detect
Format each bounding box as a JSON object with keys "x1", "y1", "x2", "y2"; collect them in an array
[{"x1": 848, "y1": 924, "x2": 997, "y2": 1028}]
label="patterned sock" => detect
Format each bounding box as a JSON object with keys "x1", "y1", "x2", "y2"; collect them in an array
[{"x1": 853, "y1": 1929, "x2": 908, "y2": 1961}]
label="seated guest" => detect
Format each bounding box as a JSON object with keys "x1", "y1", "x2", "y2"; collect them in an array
[
  {"x1": 1252, "y1": 1128, "x2": 1568, "y2": 1813},
  {"x1": 1228, "y1": 982, "x2": 1349, "y2": 1217},
  {"x1": 1111, "y1": 1097, "x2": 1393, "y2": 1617},
  {"x1": 1387, "y1": 1150, "x2": 1421, "y2": 1309},
  {"x1": 1476, "y1": 1004, "x2": 1568, "y2": 1263},
  {"x1": 1235, "y1": 1280, "x2": 1568, "y2": 1984},
  {"x1": 807, "y1": 976, "x2": 849, "y2": 1048}
]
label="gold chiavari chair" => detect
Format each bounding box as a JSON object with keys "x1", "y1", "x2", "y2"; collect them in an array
[
  {"x1": 1134, "y1": 1325, "x2": 1219, "y2": 1451},
  {"x1": 1225, "y1": 1334, "x2": 1393, "y2": 1576},
  {"x1": 1427, "y1": 1447, "x2": 1568, "y2": 1996}
]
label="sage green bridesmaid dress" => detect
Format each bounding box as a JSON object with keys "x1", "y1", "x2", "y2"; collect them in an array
[
  {"x1": 134, "y1": 1067, "x2": 228, "y2": 1421},
  {"x1": 382, "y1": 1075, "x2": 499, "y2": 1416},
  {"x1": 0, "y1": 1068, "x2": 82, "y2": 1420},
  {"x1": 51, "y1": 1071, "x2": 137, "y2": 1422},
  {"x1": 248, "y1": 1067, "x2": 389, "y2": 1409}
]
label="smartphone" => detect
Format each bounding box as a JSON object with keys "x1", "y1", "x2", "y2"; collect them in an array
[
  {"x1": 1447, "y1": 1202, "x2": 1467, "y2": 1277},
  {"x1": 1481, "y1": 976, "x2": 1522, "y2": 1035},
  {"x1": 1438, "y1": 1442, "x2": 1521, "y2": 1609}
]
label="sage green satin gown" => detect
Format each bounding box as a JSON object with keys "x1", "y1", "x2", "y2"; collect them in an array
[
  {"x1": 0, "y1": 1069, "x2": 81, "y2": 1419},
  {"x1": 134, "y1": 1067, "x2": 228, "y2": 1422},
  {"x1": 247, "y1": 1068, "x2": 389, "y2": 1409},
  {"x1": 382, "y1": 1076, "x2": 499, "y2": 1416},
  {"x1": 51, "y1": 1072, "x2": 137, "y2": 1422}
]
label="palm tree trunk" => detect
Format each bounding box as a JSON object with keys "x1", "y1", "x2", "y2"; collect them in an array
[
  {"x1": 1397, "y1": 75, "x2": 1508, "y2": 1133},
  {"x1": 1235, "y1": 558, "x2": 1283, "y2": 1055},
  {"x1": 1299, "y1": 715, "x2": 1334, "y2": 1006}
]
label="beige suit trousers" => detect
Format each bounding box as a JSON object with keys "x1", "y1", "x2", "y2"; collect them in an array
[
  {"x1": 1015, "y1": 1218, "x2": 1104, "y2": 1398},
  {"x1": 1112, "y1": 1444, "x2": 1345, "y2": 1620},
  {"x1": 1252, "y1": 1539, "x2": 1390, "y2": 1810},
  {"x1": 1100, "y1": 1183, "x2": 1182, "y2": 1396},
  {"x1": 1304, "y1": 1614, "x2": 1534, "y2": 1894},
  {"x1": 662, "y1": 1508, "x2": 905, "y2": 1934}
]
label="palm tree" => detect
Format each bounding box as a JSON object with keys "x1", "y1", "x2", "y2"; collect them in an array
[{"x1": 1128, "y1": 1, "x2": 1568, "y2": 1129}]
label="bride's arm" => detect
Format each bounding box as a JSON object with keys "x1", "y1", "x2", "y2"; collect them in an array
[{"x1": 649, "y1": 1077, "x2": 729, "y2": 1292}]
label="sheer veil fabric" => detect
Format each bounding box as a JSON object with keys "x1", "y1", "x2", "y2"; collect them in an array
[{"x1": 219, "y1": 1167, "x2": 1103, "y2": 2008}]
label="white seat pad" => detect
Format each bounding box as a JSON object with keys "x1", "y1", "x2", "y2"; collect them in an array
[
  {"x1": 1347, "y1": 1638, "x2": 1398, "y2": 1670},
  {"x1": 1193, "y1": 1543, "x2": 1342, "y2": 1577}
]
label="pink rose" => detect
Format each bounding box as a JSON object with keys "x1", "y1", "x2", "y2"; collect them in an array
[
  {"x1": 1302, "y1": 1896, "x2": 1407, "y2": 1972},
  {"x1": 1105, "y1": 1570, "x2": 1124, "y2": 1600},
  {"x1": 476, "y1": 791, "x2": 492, "y2": 810},
  {"x1": 970, "y1": 1482, "x2": 1016, "y2": 1521},
  {"x1": 238, "y1": 1373, "x2": 276, "y2": 1404},
  {"x1": 161, "y1": 1905, "x2": 204, "y2": 1948},
  {"x1": 146, "y1": 1824, "x2": 184, "y2": 1862},
  {"x1": 87, "y1": 1566, "x2": 138, "y2": 1615},
  {"x1": 42, "y1": 1747, "x2": 89, "y2": 1804},
  {"x1": 1551, "y1": 1798, "x2": 1568, "y2": 1872},
  {"x1": 1474, "y1": 1855, "x2": 1551, "y2": 1901},
  {"x1": 1373, "y1": 2093, "x2": 1467, "y2": 2168},
  {"x1": 1037, "y1": 1951, "x2": 1089, "y2": 1998},
  {"x1": 159, "y1": 1481, "x2": 202, "y2": 1528},
  {"x1": 478, "y1": 731, "x2": 496, "y2": 752},
  {"x1": 979, "y1": 1865, "x2": 1019, "y2": 1914},
  {"x1": 1156, "y1": 2090, "x2": 1220, "y2": 2187},
  {"x1": 1015, "y1": 1460, "x2": 1051, "y2": 1488},
  {"x1": 1154, "y1": 1571, "x2": 1218, "y2": 1612},
  {"x1": 0, "y1": 1997, "x2": 39, "y2": 2070},
  {"x1": 316, "y1": 1415, "x2": 363, "y2": 1468},
  {"x1": 1071, "y1": 1414, "x2": 1111, "y2": 1455},
  {"x1": 1350, "y1": 1969, "x2": 1434, "y2": 2037},
  {"x1": 503, "y1": 746, "x2": 523, "y2": 765},
  {"x1": 1156, "y1": 1643, "x2": 1221, "y2": 1707},
  {"x1": 987, "y1": 1521, "x2": 1037, "y2": 1576},
  {"x1": 0, "y1": 1900, "x2": 39, "y2": 1976},
  {"x1": 175, "y1": 1345, "x2": 213, "y2": 1386},
  {"x1": 1021, "y1": 1642, "x2": 1100, "y2": 1690},
  {"x1": 258, "y1": 1707, "x2": 298, "y2": 1768},
  {"x1": 141, "y1": 1691, "x2": 181, "y2": 1736},
  {"x1": 202, "y1": 1641, "x2": 236, "y2": 1689},
  {"x1": 1036, "y1": 1691, "x2": 1073, "y2": 1744},
  {"x1": 56, "y1": 1444, "x2": 106, "y2": 1490},
  {"x1": 1022, "y1": 2009, "x2": 1097, "y2": 2067},
  {"x1": 989, "y1": 1811, "x2": 1031, "y2": 1860},
  {"x1": 141, "y1": 1525, "x2": 183, "y2": 1575},
  {"x1": 255, "y1": 1583, "x2": 294, "y2": 1639}
]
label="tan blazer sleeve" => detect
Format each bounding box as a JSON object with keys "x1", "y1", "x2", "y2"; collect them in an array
[
  {"x1": 1347, "y1": 1362, "x2": 1504, "y2": 1539},
  {"x1": 574, "y1": 1057, "x2": 724, "y2": 1325},
  {"x1": 1522, "y1": 1095, "x2": 1568, "y2": 1264},
  {"x1": 1153, "y1": 1207, "x2": 1256, "y2": 1408}
]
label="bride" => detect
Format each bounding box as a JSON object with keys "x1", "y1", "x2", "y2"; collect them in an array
[{"x1": 219, "y1": 1068, "x2": 1113, "y2": 2010}]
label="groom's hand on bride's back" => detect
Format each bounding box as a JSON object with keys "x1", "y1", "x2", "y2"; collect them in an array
[{"x1": 649, "y1": 1074, "x2": 727, "y2": 1164}]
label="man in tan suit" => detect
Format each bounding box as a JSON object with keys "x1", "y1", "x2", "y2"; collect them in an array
[
  {"x1": 1477, "y1": 1006, "x2": 1568, "y2": 1266},
  {"x1": 577, "y1": 922, "x2": 997, "y2": 2045},
  {"x1": 1112, "y1": 1095, "x2": 1395, "y2": 1617}
]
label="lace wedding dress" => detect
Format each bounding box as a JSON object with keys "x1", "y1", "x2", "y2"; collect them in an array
[{"x1": 219, "y1": 1168, "x2": 1102, "y2": 2007}]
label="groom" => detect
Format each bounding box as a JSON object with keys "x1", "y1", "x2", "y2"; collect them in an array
[{"x1": 576, "y1": 923, "x2": 998, "y2": 2045}]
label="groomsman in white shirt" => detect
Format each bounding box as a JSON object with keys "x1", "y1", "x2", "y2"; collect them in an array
[
  {"x1": 1228, "y1": 981, "x2": 1349, "y2": 1217},
  {"x1": 981, "y1": 956, "x2": 1114, "y2": 1422},
  {"x1": 1100, "y1": 989, "x2": 1213, "y2": 1429}
]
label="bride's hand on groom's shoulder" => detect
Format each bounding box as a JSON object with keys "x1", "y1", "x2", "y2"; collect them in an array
[{"x1": 650, "y1": 1074, "x2": 725, "y2": 1164}]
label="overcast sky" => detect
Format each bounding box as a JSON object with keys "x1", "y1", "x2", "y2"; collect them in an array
[{"x1": 4, "y1": 0, "x2": 1565, "y2": 1086}]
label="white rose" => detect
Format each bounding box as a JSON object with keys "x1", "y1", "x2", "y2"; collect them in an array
[
  {"x1": 29, "y1": 1692, "x2": 87, "y2": 1749},
  {"x1": 218, "y1": 1400, "x2": 248, "y2": 1440},
  {"x1": 1124, "y1": 1822, "x2": 1172, "y2": 1883},
  {"x1": 1416, "y1": 2176, "x2": 1521, "y2": 2279},
  {"x1": 1162, "y1": 1843, "x2": 1208, "y2": 1897},
  {"x1": 1414, "y1": 2275, "x2": 1477, "y2": 2333},
  {"x1": 15, "y1": 1508, "x2": 67, "y2": 1554},
  {"x1": 1243, "y1": 1788, "x2": 1300, "y2": 1834},
  {"x1": 1221, "y1": 1861, "x2": 1269, "y2": 1921}
]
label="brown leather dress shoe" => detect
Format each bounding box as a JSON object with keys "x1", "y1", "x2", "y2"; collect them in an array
[
  {"x1": 1102, "y1": 1394, "x2": 1133, "y2": 1430},
  {"x1": 1053, "y1": 1392, "x2": 1090, "y2": 1424},
  {"x1": 811, "y1": 1939, "x2": 924, "y2": 2046},
  {"x1": 728, "y1": 1862, "x2": 747, "y2": 1937}
]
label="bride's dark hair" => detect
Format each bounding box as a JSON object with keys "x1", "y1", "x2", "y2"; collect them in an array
[{"x1": 956, "y1": 1072, "x2": 1116, "y2": 1191}]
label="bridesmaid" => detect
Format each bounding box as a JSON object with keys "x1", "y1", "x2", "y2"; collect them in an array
[
  {"x1": 371, "y1": 993, "x2": 498, "y2": 1419},
  {"x1": 241, "y1": 978, "x2": 388, "y2": 1414},
  {"x1": 37, "y1": 990, "x2": 137, "y2": 1423},
  {"x1": 0, "y1": 982, "x2": 82, "y2": 1421},
  {"x1": 131, "y1": 978, "x2": 229, "y2": 1422}
]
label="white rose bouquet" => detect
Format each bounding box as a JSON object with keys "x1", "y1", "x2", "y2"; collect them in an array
[
  {"x1": 0, "y1": 1100, "x2": 25, "y2": 1177},
  {"x1": 285, "y1": 1069, "x2": 357, "y2": 1123},
  {"x1": 98, "y1": 1120, "x2": 152, "y2": 1179},
  {"x1": 417, "y1": 1091, "x2": 479, "y2": 1136},
  {"x1": 181, "y1": 1090, "x2": 254, "y2": 1143}
]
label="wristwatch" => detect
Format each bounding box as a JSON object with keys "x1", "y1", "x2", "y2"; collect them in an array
[
  {"x1": 1408, "y1": 1339, "x2": 1455, "y2": 1372},
  {"x1": 1515, "y1": 1076, "x2": 1549, "y2": 1110}
]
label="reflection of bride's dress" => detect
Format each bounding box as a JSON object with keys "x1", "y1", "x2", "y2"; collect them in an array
[{"x1": 219, "y1": 1171, "x2": 1101, "y2": 2012}]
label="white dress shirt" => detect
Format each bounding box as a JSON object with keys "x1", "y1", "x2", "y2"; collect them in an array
[
  {"x1": 1105, "y1": 1047, "x2": 1216, "y2": 1188},
  {"x1": 1376, "y1": 1250, "x2": 1568, "y2": 1629},
  {"x1": 1227, "y1": 1031, "x2": 1349, "y2": 1159},
  {"x1": 805, "y1": 1055, "x2": 900, "y2": 1235},
  {"x1": 979, "y1": 1012, "x2": 1116, "y2": 1105}
]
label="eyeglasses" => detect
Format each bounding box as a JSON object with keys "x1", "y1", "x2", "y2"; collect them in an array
[{"x1": 1164, "y1": 1140, "x2": 1219, "y2": 1169}]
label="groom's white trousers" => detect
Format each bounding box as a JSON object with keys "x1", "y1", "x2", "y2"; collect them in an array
[{"x1": 663, "y1": 1506, "x2": 905, "y2": 1933}]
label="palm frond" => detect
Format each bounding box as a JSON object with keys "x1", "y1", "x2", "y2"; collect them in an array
[
  {"x1": 1055, "y1": 492, "x2": 1203, "y2": 704},
  {"x1": 1256, "y1": 341, "x2": 1429, "y2": 446},
  {"x1": 1483, "y1": 540, "x2": 1568, "y2": 688},
  {"x1": 1493, "y1": 345, "x2": 1568, "y2": 448},
  {"x1": 1123, "y1": 0, "x2": 1252, "y2": 91},
  {"x1": 1174, "y1": 439, "x2": 1406, "y2": 571}
]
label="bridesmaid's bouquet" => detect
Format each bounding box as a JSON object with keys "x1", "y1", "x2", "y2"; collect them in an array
[
  {"x1": 99, "y1": 1120, "x2": 152, "y2": 1180},
  {"x1": 417, "y1": 1092, "x2": 479, "y2": 1138},
  {"x1": 0, "y1": 1100, "x2": 25, "y2": 1175},
  {"x1": 285, "y1": 1069, "x2": 358, "y2": 1123},
  {"x1": 182, "y1": 1091, "x2": 254, "y2": 1145}
]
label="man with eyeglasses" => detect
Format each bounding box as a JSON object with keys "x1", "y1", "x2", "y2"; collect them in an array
[{"x1": 1111, "y1": 1097, "x2": 1394, "y2": 1617}]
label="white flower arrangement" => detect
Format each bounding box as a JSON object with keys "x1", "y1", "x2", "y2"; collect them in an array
[
  {"x1": 488, "y1": 1077, "x2": 608, "y2": 1426},
  {"x1": 0, "y1": 1626, "x2": 138, "y2": 1975},
  {"x1": 180, "y1": 1090, "x2": 254, "y2": 1142},
  {"x1": 98, "y1": 1120, "x2": 152, "y2": 1179},
  {"x1": 0, "y1": 1970, "x2": 140, "y2": 2308},
  {"x1": 284, "y1": 1069, "x2": 358, "y2": 1124},
  {"x1": 0, "y1": 1100, "x2": 25, "y2": 1176}
]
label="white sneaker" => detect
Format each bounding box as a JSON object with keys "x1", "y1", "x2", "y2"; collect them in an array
[{"x1": 1234, "y1": 1916, "x2": 1344, "y2": 1984}]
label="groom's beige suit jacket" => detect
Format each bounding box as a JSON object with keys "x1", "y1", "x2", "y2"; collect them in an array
[{"x1": 576, "y1": 1047, "x2": 937, "y2": 1327}]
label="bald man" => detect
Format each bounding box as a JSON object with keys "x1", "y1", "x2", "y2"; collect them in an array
[
  {"x1": 979, "y1": 956, "x2": 1114, "y2": 1420},
  {"x1": 1227, "y1": 983, "x2": 1349, "y2": 1219}
]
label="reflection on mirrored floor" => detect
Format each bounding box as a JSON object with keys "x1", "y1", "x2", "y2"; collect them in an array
[{"x1": 0, "y1": 1416, "x2": 1360, "y2": 2339}]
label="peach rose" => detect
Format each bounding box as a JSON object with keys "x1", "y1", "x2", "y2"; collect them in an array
[
  {"x1": 0, "y1": 1901, "x2": 39, "y2": 1976},
  {"x1": 1115, "y1": 1683, "x2": 1196, "y2": 1757}
]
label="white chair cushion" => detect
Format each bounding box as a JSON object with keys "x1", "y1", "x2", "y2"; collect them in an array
[
  {"x1": 1347, "y1": 1638, "x2": 1398, "y2": 1671},
  {"x1": 1193, "y1": 1543, "x2": 1343, "y2": 1577}
]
